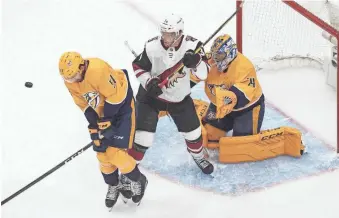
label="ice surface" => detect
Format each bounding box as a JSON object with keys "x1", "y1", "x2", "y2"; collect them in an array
[{"x1": 2, "y1": 0, "x2": 339, "y2": 218}]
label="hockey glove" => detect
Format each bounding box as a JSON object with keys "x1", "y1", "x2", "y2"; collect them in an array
[
  {"x1": 97, "y1": 117, "x2": 119, "y2": 140},
  {"x1": 215, "y1": 87, "x2": 237, "y2": 119},
  {"x1": 145, "y1": 77, "x2": 163, "y2": 98},
  {"x1": 88, "y1": 124, "x2": 107, "y2": 152},
  {"x1": 183, "y1": 49, "x2": 202, "y2": 68}
]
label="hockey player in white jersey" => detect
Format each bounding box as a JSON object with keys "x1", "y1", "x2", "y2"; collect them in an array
[{"x1": 128, "y1": 14, "x2": 214, "y2": 174}]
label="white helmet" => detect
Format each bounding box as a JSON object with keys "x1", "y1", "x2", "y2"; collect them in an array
[{"x1": 159, "y1": 13, "x2": 184, "y2": 36}]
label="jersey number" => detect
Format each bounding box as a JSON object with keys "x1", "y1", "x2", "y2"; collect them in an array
[
  {"x1": 109, "y1": 75, "x2": 116, "y2": 88},
  {"x1": 248, "y1": 78, "x2": 256, "y2": 88}
]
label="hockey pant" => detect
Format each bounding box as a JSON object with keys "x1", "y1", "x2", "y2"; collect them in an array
[
  {"x1": 129, "y1": 86, "x2": 203, "y2": 162},
  {"x1": 96, "y1": 99, "x2": 139, "y2": 186}
]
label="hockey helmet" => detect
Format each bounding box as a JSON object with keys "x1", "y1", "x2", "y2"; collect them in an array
[
  {"x1": 59, "y1": 51, "x2": 85, "y2": 82},
  {"x1": 160, "y1": 14, "x2": 184, "y2": 45}
]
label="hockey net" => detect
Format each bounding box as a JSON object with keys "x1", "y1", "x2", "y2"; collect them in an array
[{"x1": 236, "y1": 0, "x2": 339, "y2": 152}]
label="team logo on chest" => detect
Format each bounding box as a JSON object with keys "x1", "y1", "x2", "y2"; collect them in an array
[
  {"x1": 83, "y1": 91, "x2": 100, "y2": 109},
  {"x1": 167, "y1": 71, "x2": 186, "y2": 88},
  {"x1": 158, "y1": 60, "x2": 187, "y2": 88}
]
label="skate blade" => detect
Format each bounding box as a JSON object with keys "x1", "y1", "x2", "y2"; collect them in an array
[
  {"x1": 121, "y1": 196, "x2": 129, "y2": 204},
  {"x1": 132, "y1": 199, "x2": 143, "y2": 206},
  {"x1": 108, "y1": 207, "x2": 114, "y2": 212}
]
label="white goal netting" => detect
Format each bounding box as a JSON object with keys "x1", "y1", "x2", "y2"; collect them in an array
[{"x1": 241, "y1": 0, "x2": 338, "y2": 87}]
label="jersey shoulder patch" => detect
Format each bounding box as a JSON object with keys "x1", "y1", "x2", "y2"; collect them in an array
[
  {"x1": 147, "y1": 36, "x2": 160, "y2": 43},
  {"x1": 185, "y1": 35, "x2": 198, "y2": 42},
  {"x1": 144, "y1": 35, "x2": 161, "y2": 53},
  {"x1": 145, "y1": 36, "x2": 160, "y2": 49},
  {"x1": 183, "y1": 35, "x2": 201, "y2": 51}
]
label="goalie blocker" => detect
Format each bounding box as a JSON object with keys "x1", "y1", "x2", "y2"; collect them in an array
[{"x1": 159, "y1": 99, "x2": 305, "y2": 163}]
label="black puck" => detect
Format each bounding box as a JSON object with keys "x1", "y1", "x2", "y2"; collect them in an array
[{"x1": 25, "y1": 82, "x2": 33, "y2": 88}]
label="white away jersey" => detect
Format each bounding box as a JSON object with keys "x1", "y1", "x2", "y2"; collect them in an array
[{"x1": 132, "y1": 35, "x2": 209, "y2": 102}]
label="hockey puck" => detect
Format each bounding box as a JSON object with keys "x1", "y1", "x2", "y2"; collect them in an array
[{"x1": 25, "y1": 82, "x2": 33, "y2": 88}]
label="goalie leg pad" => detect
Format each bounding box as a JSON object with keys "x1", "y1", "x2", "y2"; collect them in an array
[
  {"x1": 203, "y1": 124, "x2": 226, "y2": 148},
  {"x1": 192, "y1": 99, "x2": 209, "y2": 120},
  {"x1": 218, "y1": 126, "x2": 304, "y2": 163}
]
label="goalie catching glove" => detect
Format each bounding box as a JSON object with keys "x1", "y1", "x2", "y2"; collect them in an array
[{"x1": 215, "y1": 86, "x2": 237, "y2": 119}]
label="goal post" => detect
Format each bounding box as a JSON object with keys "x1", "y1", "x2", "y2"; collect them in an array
[{"x1": 236, "y1": 0, "x2": 339, "y2": 153}]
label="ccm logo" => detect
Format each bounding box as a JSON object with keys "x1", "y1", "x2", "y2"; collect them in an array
[
  {"x1": 114, "y1": 135, "x2": 124, "y2": 140},
  {"x1": 261, "y1": 132, "x2": 283, "y2": 141}
]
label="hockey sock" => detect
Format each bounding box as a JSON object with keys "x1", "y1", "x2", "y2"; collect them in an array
[
  {"x1": 186, "y1": 135, "x2": 204, "y2": 158},
  {"x1": 102, "y1": 169, "x2": 119, "y2": 186},
  {"x1": 128, "y1": 143, "x2": 148, "y2": 163},
  {"x1": 123, "y1": 165, "x2": 141, "y2": 182}
]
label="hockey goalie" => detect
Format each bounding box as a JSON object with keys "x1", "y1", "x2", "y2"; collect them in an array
[{"x1": 160, "y1": 34, "x2": 305, "y2": 163}]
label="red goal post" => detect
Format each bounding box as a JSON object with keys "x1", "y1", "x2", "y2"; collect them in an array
[{"x1": 236, "y1": 0, "x2": 339, "y2": 153}]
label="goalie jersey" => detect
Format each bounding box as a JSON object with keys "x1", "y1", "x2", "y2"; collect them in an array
[
  {"x1": 132, "y1": 35, "x2": 209, "y2": 102},
  {"x1": 204, "y1": 52, "x2": 264, "y2": 112}
]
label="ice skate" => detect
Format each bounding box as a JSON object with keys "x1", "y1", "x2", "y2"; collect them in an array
[
  {"x1": 120, "y1": 173, "x2": 148, "y2": 206},
  {"x1": 105, "y1": 184, "x2": 120, "y2": 211},
  {"x1": 119, "y1": 174, "x2": 133, "y2": 204},
  {"x1": 131, "y1": 173, "x2": 148, "y2": 206},
  {"x1": 189, "y1": 148, "x2": 214, "y2": 174}
]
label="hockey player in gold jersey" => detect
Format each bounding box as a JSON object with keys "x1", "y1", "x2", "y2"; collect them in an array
[
  {"x1": 199, "y1": 34, "x2": 265, "y2": 139},
  {"x1": 59, "y1": 52, "x2": 147, "y2": 209},
  {"x1": 190, "y1": 34, "x2": 304, "y2": 162}
]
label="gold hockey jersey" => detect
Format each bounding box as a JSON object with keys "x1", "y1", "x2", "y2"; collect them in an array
[
  {"x1": 64, "y1": 58, "x2": 129, "y2": 117},
  {"x1": 205, "y1": 52, "x2": 263, "y2": 112}
]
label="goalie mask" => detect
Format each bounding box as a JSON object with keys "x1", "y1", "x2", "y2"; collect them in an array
[
  {"x1": 210, "y1": 34, "x2": 237, "y2": 72},
  {"x1": 159, "y1": 14, "x2": 184, "y2": 47}
]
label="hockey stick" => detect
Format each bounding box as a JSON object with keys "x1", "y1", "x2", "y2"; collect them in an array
[
  {"x1": 158, "y1": 2, "x2": 244, "y2": 88},
  {"x1": 1, "y1": 142, "x2": 93, "y2": 206},
  {"x1": 124, "y1": 40, "x2": 138, "y2": 58}
]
